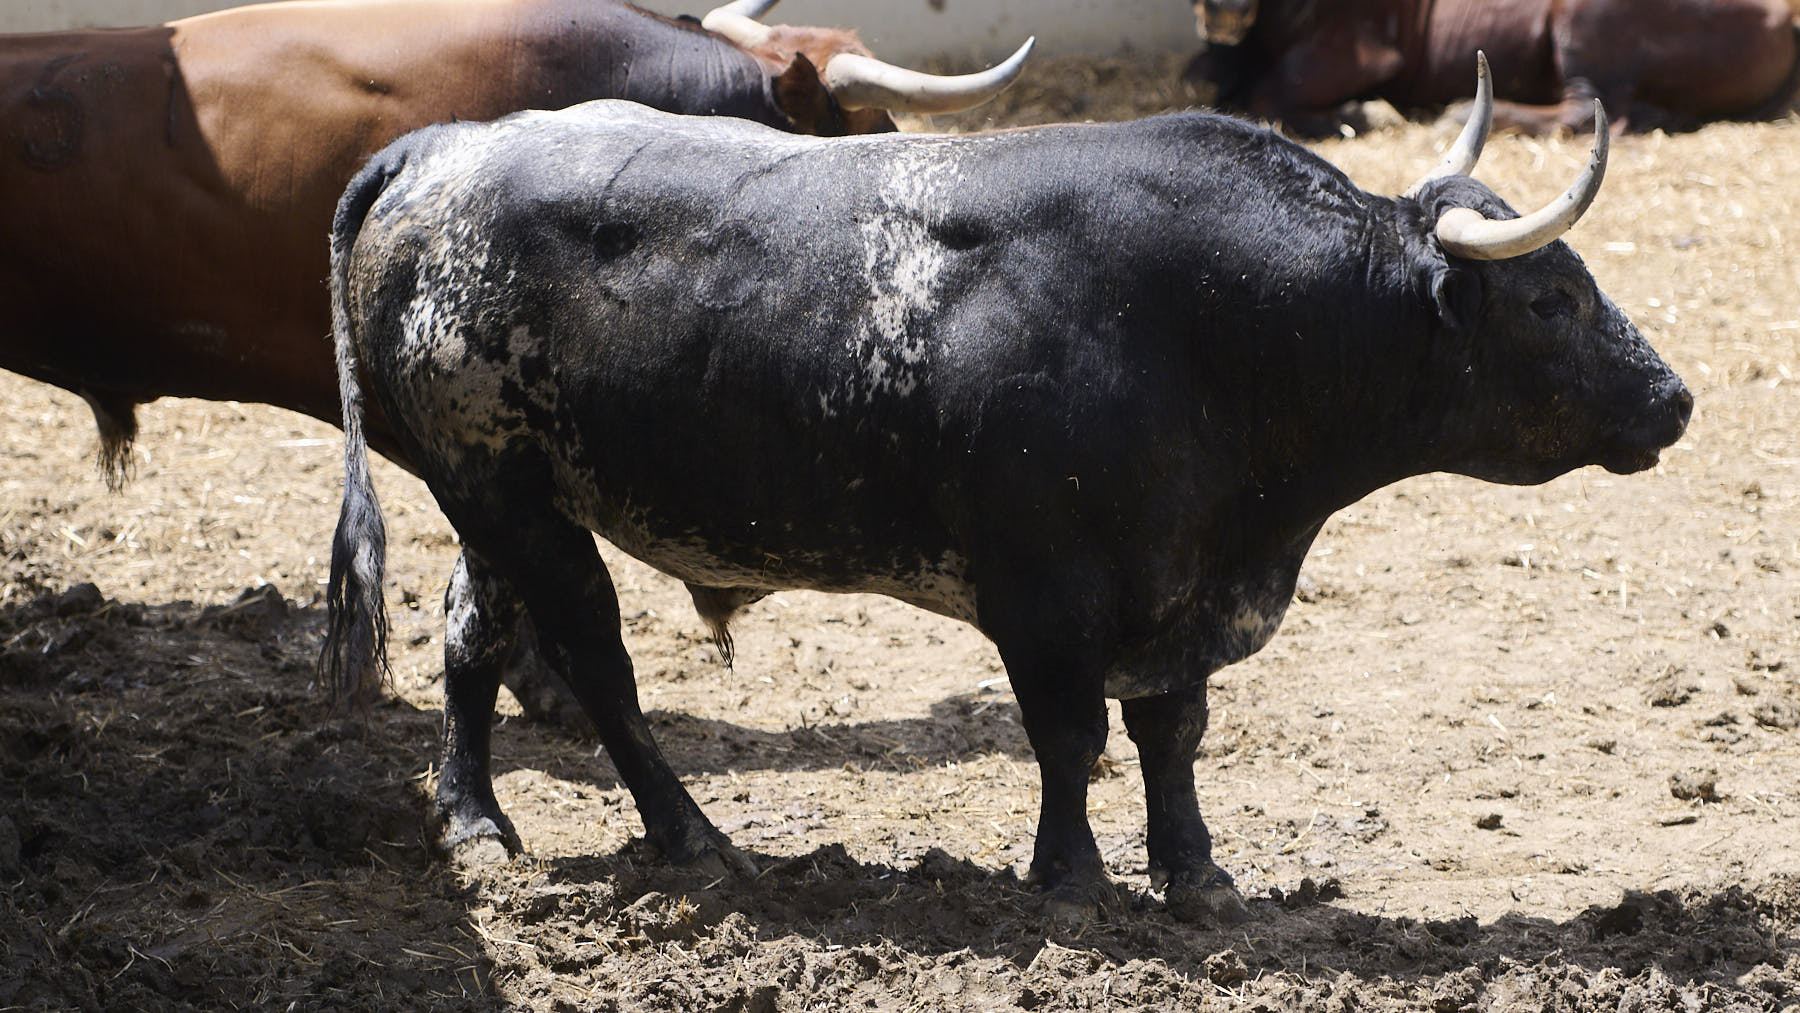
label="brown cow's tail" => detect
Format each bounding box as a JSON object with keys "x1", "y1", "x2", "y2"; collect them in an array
[
  {"x1": 81, "y1": 391, "x2": 139, "y2": 492},
  {"x1": 318, "y1": 149, "x2": 408, "y2": 707}
]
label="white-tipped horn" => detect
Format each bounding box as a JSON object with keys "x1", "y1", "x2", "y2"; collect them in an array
[
  {"x1": 1404, "y1": 51, "x2": 1493, "y2": 198},
  {"x1": 701, "y1": 0, "x2": 779, "y2": 49},
  {"x1": 1435, "y1": 101, "x2": 1610, "y2": 261},
  {"x1": 823, "y1": 36, "x2": 1035, "y2": 115}
]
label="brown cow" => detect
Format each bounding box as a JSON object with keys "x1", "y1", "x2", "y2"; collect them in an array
[
  {"x1": 1186, "y1": 0, "x2": 1799, "y2": 134},
  {"x1": 0, "y1": 0, "x2": 1031, "y2": 486}
]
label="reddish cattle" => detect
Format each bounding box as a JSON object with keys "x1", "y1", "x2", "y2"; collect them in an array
[
  {"x1": 1186, "y1": 0, "x2": 1799, "y2": 134},
  {"x1": 0, "y1": 0, "x2": 1030, "y2": 485}
]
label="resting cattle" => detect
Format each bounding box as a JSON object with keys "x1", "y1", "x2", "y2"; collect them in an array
[
  {"x1": 1186, "y1": 0, "x2": 1799, "y2": 134},
  {"x1": 0, "y1": 0, "x2": 1029, "y2": 487},
  {"x1": 321, "y1": 65, "x2": 1690, "y2": 921}
]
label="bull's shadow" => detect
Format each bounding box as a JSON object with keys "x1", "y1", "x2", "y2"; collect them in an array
[
  {"x1": 528, "y1": 839, "x2": 1798, "y2": 1005},
  {"x1": 485, "y1": 691, "x2": 1036, "y2": 794}
]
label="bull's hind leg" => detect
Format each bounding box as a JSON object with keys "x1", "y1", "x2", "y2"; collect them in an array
[
  {"x1": 453, "y1": 503, "x2": 754, "y2": 877},
  {"x1": 1122, "y1": 688, "x2": 1250, "y2": 925},
  {"x1": 434, "y1": 550, "x2": 525, "y2": 859}
]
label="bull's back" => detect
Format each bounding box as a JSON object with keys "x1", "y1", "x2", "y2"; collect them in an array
[{"x1": 344, "y1": 106, "x2": 1369, "y2": 599}]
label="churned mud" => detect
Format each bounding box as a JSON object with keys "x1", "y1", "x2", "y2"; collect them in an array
[{"x1": 2, "y1": 55, "x2": 1796, "y2": 1011}]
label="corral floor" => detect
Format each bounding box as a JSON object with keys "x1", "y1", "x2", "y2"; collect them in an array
[{"x1": 2, "y1": 54, "x2": 1797, "y2": 1012}]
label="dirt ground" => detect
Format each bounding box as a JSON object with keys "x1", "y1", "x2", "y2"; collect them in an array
[{"x1": 2, "y1": 53, "x2": 1797, "y2": 1012}]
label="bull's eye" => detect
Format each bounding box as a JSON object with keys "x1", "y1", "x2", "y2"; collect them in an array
[
  {"x1": 591, "y1": 221, "x2": 639, "y2": 260},
  {"x1": 1530, "y1": 291, "x2": 1573, "y2": 320}
]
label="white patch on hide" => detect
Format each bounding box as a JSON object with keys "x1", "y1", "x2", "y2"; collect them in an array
[{"x1": 849, "y1": 142, "x2": 963, "y2": 400}]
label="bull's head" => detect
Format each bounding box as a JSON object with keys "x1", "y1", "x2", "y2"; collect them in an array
[
  {"x1": 703, "y1": 0, "x2": 1034, "y2": 135},
  {"x1": 1402, "y1": 55, "x2": 1691, "y2": 483},
  {"x1": 1194, "y1": 0, "x2": 1260, "y2": 45}
]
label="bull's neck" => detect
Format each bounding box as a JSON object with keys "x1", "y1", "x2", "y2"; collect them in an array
[{"x1": 1195, "y1": 200, "x2": 1453, "y2": 539}]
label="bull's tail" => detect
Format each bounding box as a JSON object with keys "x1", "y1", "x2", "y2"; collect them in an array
[{"x1": 318, "y1": 149, "x2": 408, "y2": 705}]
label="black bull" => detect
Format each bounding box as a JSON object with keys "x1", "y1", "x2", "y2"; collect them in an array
[{"x1": 323, "y1": 98, "x2": 1690, "y2": 921}]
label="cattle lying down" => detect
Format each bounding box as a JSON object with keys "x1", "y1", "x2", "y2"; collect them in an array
[
  {"x1": 322, "y1": 62, "x2": 1691, "y2": 922},
  {"x1": 1187, "y1": 0, "x2": 1800, "y2": 135},
  {"x1": 0, "y1": 0, "x2": 1030, "y2": 490}
]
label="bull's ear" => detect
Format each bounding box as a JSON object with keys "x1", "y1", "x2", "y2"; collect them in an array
[
  {"x1": 1430, "y1": 263, "x2": 1482, "y2": 333},
  {"x1": 773, "y1": 52, "x2": 845, "y2": 136}
]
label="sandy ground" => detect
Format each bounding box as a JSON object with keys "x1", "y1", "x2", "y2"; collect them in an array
[{"x1": 2, "y1": 54, "x2": 1797, "y2": 1011}]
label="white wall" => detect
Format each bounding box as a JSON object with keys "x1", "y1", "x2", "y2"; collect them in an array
[
  {"x1": 5, "y1": 0, "x2": 1194, "y2": 61},
  {"x1": 2, "y1": 0, "x2": 231, "y2": 31}
]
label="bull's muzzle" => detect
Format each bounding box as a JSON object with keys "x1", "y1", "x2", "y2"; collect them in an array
[{"x1": 1604, "y1": 375, "x2": 1693, "y2": 475}]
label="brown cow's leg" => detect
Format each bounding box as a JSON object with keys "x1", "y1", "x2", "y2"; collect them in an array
[
  {"x1": 1122, "y1": 687, "x2": 1250, "y2": 925},
  {"x1": 434, "y1": 549, "x2": 524, "y2": 859},
  {"x1": 1488, "y1": 78, "x2": 1622, "y2": 135}
]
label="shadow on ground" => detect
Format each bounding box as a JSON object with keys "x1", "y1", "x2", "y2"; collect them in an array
[
  {"x1": 511, "y1": 840, "x2": 1799, "y2": 1009},
  {"x1": 0, "y1": 586, "x2": 490, "y2": 1009}
]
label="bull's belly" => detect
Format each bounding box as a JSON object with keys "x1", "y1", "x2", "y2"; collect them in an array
[
  {"x1": 574, "y1": 497, "x2": 980, "y2": 625},
  {"x1": 1101, "y1": 570, "x2": 1297, "y2": 699}
]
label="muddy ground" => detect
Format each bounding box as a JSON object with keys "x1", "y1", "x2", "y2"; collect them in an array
[{"x1": 2, "y1": 54, "x2": 1797, "y2": 1012}]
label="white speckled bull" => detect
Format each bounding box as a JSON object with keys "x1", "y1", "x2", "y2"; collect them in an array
[{"x1": 322, "y1": 69, "x2": 1689, "y2": 922}]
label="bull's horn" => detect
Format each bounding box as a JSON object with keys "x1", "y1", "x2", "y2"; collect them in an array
[
  {"x1": 1436, "y1": 101, "x2": 1609, "y2": 261},
  {"x1": 1403, "y1": 52, "x2": 1492, "y2": 198},
  {"x1": 823, "y1": 37, "x2": 1036, "y2": 114},
  {"x1": 701, "y1": 0, "x2": 780, "y2": 49},
  {"x1": 708, "y1": 0, "x2": 779, "y2": 16}
]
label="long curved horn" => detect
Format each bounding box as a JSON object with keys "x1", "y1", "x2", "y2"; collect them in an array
[
  {"x1": 823, "y1": 37, "x2": 1036, "y2": 115},
  {"x1": 1436, "y1": 101, "x2": 1610, "y2": 261},
  {"x1": 701, "y1": 0, "x2": 780, "y2": 49},
  {"x1": 1403, "y1": 52, "x2": 1493, "y2": 198}
]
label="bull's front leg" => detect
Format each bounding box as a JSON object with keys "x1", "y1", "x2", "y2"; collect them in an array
[
  {"x1": 995, "y1": 642, "x2": 1118, "y2": 918},
  {"x1": 1121, "y1": 685, "x2": 1249, "y2": 924}
]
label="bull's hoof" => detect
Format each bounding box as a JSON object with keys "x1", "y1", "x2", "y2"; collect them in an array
[
  {"x1": 448, "y1": 833, "x2": 513, "y2": 868},
  {"x1": 432, "y1": 796, "x2": 523, "y2": 859},
  {"x1": 1162, "y1": 867, "x2": 1251, "y2": 926},
  {"x1": 436, "y1": 813, "x2": 522, "y2": 866},
  {"x1": 1026, "y1": 863, "x2": 1123, "y2": 923},
  {"x1": 1038, "y1": 877, "x2": 1124, "y2": 924},
  {"x1": 655, "y1": 827, "x2": 759, "y2": 879}
]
